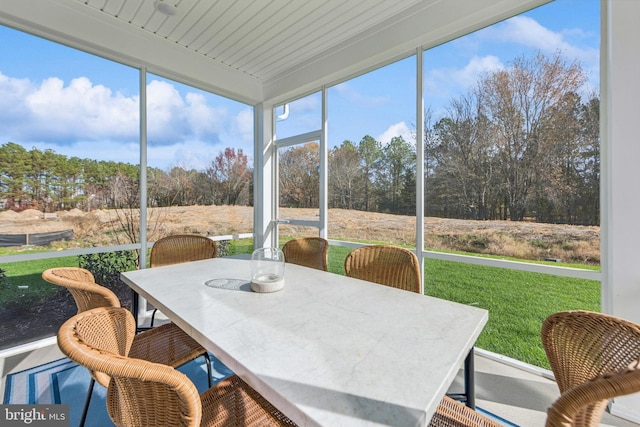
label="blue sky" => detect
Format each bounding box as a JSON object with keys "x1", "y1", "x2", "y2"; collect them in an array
[{"x1": 0, "y1": 0, "x2": 599, "y2": 171}]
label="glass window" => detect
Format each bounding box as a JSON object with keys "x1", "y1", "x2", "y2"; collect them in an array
[
  {"x1": 0, "y1": 26, "x2": 255, "y2": 350},
  {"x1": 421, "y1": 0, "x2": 600, "y2": 367},
  {"x1": 145, "y1": 75, "x2": 254, "y2": 250},
  {"x1": 327, "y1": 57, "x2": 417, "y2": 245},
  {"x1": 423, "y1": 0, "x2": 599, "y2": 266},
  {"x1": 275, "y1": 92, "x2": 321, "y2": 139},
  {"x1": 0, "y1": 25, "x2": 139, "y2": 349},
  {"x1": 277, "y1": 141, "x2": 320, "y2": 238},
  {"x1": 0, "y1": 25, "x2": 140, "y2": 247}
]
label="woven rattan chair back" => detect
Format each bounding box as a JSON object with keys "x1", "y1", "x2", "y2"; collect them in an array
[
  {"x1": 282, "y1": 237, "x2": 329, "y2": 271},
  {"x1": 57, "y1": 305, "x2": 135, "y2": 389},
  {"x1": 150, "y1": 234, "x2": 217, "y2": 267},
  {"x1": 57, "y1": 306, "x2": 202, "y2": 427},
  {"x1": 45, "y1": 267, "x2": 130, "y2": 426},
  {"x1": 59, "y1": 306, "x2": 297, "y2": 427},
  {"x1": 542, "y1": 310, "x2": 640, "y2": 426},
  {"x1": 46, "y1": 268, "x2": 213, "y2": 426},
  {"x1": 428, "y1": 396, "x2": 503, "y2": 427},
  {"x1": 344, "y1": 245, "x2": 421, "y2": 293},
  {"x1": 42, "y1": 267, "x2": 121, "y2": 313}
]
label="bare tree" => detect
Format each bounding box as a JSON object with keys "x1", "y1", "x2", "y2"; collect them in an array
[
  {"x1": 429, "y1": 92, "x2": 496, "y2": 219},
  {"x1": 357, "y1": 136, "x2": 382, "y2": 212},
  {"x1": 329, "y1": 140, "x2": 362, "y2": 209},
  {"x1": 479, "y1": 51, "x2": 586, "y2": 220},
  {"x1": 279, "y1": 143, "x2": 319, "y2": 208},
  {"x1": 107, "y1": 169, "x2": 166, "y2": 254},
  {"x1": 207, "y1": 148, "x2": 252, "y2": 205}
]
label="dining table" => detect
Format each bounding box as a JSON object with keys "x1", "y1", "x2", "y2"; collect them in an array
[{"x1": 120, "y1": 256, "x2": 488, "y2": 427}]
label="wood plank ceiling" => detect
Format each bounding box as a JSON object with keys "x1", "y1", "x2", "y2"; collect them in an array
[
  {"x1": 1, "y1": 0, "x2": 549, "y2": 103},
  {"x1": 79, "y1": 0, "x2": 426, "y2": 83}
]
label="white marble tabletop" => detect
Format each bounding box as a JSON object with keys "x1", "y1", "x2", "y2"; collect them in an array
[{"x1": 121, "y1": 257, "x2": 488, "y2": 427}]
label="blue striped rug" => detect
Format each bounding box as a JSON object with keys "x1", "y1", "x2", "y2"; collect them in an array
[{"x1": 3, "y1": 354, "x2": 233, "y2": 427}]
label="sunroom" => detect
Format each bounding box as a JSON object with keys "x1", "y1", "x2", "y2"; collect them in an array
[{"x1": 0, "y1": 0, "x2": 639, "y2": 425}]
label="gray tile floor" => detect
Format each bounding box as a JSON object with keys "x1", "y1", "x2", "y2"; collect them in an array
[
  {"x1": 448, "y1": 350, "x2": 640, "y2": 427},
  {"x1": 1, "y1": 340, "x2": 639, "y2": 426}
]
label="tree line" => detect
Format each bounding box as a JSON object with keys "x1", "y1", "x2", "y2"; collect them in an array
[
  {"x1": 0, "y1": 51, "x2": 599, "y2": 225},
  {"x1": 328, "y1": 51, "x2": 599, "y2": 225},
  {"x1": 0, "y1": 143, "x2": 252, "y2": 212}
]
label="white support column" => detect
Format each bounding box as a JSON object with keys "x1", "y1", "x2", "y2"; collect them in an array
[
  {"x1": 319, "y1": 87, "x2": 329, "y2": 239},
  {"x1": 137, "y1": 66, "x2": 148, "y2": 323},
  {"x1": 602, "y1": 0, "x2": 640, "y2": 421},
  {"x1": 415, "y1": 48, "x2": 425, "y2": 293},
  {"x1": 254, "y1": 103, "x2": 278, "y2": 249}
]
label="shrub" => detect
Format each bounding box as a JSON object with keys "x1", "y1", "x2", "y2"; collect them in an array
[
  {"x1": 217, "y1": 239, "x2": 230, "y2": 256},
  {"x1": 78, "y1": 250, "x2": 138, "y2": 309}
]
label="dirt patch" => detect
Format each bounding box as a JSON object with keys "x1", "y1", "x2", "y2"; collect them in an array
[
  {"x1": 19, "y1": 208, "x2": 44, "y2": 218},
  {"x1": 0, "y1": 289, "x2": 77, "y2": 348}
]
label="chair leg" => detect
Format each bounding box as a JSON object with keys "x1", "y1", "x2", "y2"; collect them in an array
[
  {"x1": 204, "y1": 352, "x2": 213, "y2": 387},
  {"x1": 150, "y1": 308, "x2": 158, "y2": 327},
  {"x1": 80, "y1": 377, "x2": 95, "y2": 427}
]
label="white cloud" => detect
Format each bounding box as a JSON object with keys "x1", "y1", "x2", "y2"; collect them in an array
[
  {"x1": 232, "y1": 108, "x2": 254, "y2": 146},
  {"x1": 424, "y1": 55, "x2": 504, "y2": 106},
  {"x1": 184, "y1": 92, "x2": 226, "y2": 138},
  {"x1": 0, "y1": 72, "x2": 254, "y2": 170},
  {"x1": 424, "y1": 14, "x2": 599, "y2": 118},
  {"x1": 487, "y1": 16, "x2": 569, "y2": 53},
  {"x1": 481, "y1": 16, "x2": 599, "y2": 78},
  {"x1": 25, "y1": 76, "x2": 138, "y2": 139},
  {"x1": 377, "y1": 121, "x2": 414, "y2": 145},
  {"x1": 147, "y1": 80, "x2": 227, "y2": 145},
  {"x1": 0, "y1": 72, "x2": 33, "y2": 118}
]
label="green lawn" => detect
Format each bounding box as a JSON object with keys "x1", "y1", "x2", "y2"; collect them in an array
[
  {"x1": 0, "y1": 256, "x2": 78, "y2": 305},
  {"x1": 423, "y1": 259, "x2": 598, "y2": 368},
  {"x1": 1, "y1": 242, "x2": 598, "y2": 369}
]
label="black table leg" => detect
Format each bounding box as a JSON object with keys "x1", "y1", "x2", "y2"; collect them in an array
[
  {"x1": 464, "y1": 347, "x2": 475, "y2": 409},
  {"x1": 446, "y1": 347, "x2": 475, "y2": 408},
  {"x1": 132, "y1": 289, "x2": 151, "y2": 333},
  {"x1": 132, "y1": 288, "x2": 139, "y2": 323}
]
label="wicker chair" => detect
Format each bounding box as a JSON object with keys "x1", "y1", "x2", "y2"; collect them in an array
[
  {"x1": 43, "y1": 267, "x2": 121, "y2": 310},
  {"x1": 57, "y1": 306, "x2": 296, "y2": 427},
  {"x1": 282, "y1": 237, "x2": 329, "y2": 271},
  {"x1": 43, "y1": 267, "x2": 213, "y2": 427},
  {"x1": 542, "y1": 310, "x2": 640, "y2": 427},
  {"x1": 150, "y1": 234, "x2": 218, "y2": 268},
  {"x1": 344, "y1": 245, "x2": 421, "y2": 293},
  {"x1": 429, "y1": 396, "x2": 503, "y2": 427},
  {"x1": 148, "y1": 234, "x2": 218, "y2": 326}
]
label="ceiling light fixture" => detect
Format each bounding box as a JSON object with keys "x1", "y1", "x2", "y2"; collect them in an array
[{"x1": 155, "y1": 0, "x2": 176, "y2": 16}]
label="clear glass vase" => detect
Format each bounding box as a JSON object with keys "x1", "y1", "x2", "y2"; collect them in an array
[{"x1": 250, "y1": 247, "x2": 285, "y2": 292}]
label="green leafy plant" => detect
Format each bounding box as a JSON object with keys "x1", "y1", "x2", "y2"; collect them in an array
[
  {"x1": 217, "y1": 240, "x2": 230, "y2": 256},
  {"x1": 78, "y1": 251, "x2": 138, "y2": 309}
]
